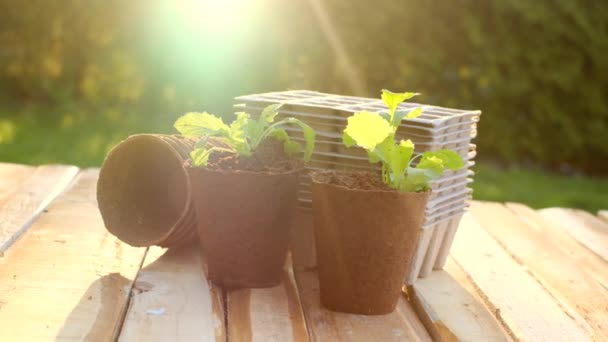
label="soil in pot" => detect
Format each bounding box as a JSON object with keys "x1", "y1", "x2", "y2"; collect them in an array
[
  {"x1": 189, "y1": 141, "x2": 302, "y2": 289},
  {"x1": 311, "y1": 170, "x2": 430, "y2": 315}
]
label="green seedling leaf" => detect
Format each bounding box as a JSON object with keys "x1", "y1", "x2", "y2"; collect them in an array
[
  {"x1": 343, "y1": 111, "x2": 392, "y2": 150},
  {"x1": 230, "y1": 112, "x2": 251, "y2": 155},
  {"x1": 260, "y1": 104, "x2": 282, "y2": 123},
  {"x1": 381, "y1": 89, "x2": 419, "y2": 118},
  {"x1": 422, "y1": 149, "x2": 464, "y2": 170},
  {"x1": 342, "y1": 131, "x2": 356, "y2": 148},
  {"x1": 269, "y1": 117, "x2": 316, "y2": 161},
  {"x1": 190, "y1": 147, "x2": 212, "y2": 167},
  {"x1": 174, "y1": 103, "x2": 317, "y2": 167},
  {"x1": 340, "y1": 89, "x2": 463, "y2": 192},
  {"x1": 174, "y1": 112, "x2": 230, "y2": 138}
]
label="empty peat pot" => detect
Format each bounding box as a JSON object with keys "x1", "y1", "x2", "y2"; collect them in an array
[
  {"x1": 189, "y1": 167, "x2": 300, "y2": 289},
  {"x1": 311, "y1": 170, "x2": 430, "y2": 315},
  {"x1": 97, "y1": 134, "x2": 198, "y2": 247}
]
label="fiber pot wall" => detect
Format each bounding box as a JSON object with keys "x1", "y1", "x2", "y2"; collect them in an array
[
  {"x1": 189, "y1": 167, "x2": 300, "y2": 289},
  {"x1": 97, "y1": 134, "x2": 197, "y2": 247},
  {"x1": 312, "y1": 173, "x2": 429, "y2": 314}
]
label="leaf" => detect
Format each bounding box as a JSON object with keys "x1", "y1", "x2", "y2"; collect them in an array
[
  {"x1": 402, "y1": 167, "x2": 432, "y2": 192},
  {"x1": 392, "y1": 107, "x2": 424, "y2": 126},
  {"x1": 283, "y1": 140, "x2": 302, "y2": 155},
  {"x1": 190, "y1": 147, "x2": 212, "y2": 166},
  {"x1": 422, "y1": 149, "x2": 464, "y2": 170},
  {"x1": 342, "y1": 131, "x2": 356, "y2": 147},
  {"x1": 260, "y1": 104, "x2": 282, "y2": 123},
  {"x1": 271, "y1": 118, "x2": 316, "y2": 161},
  {"x1": 416, "y1": 155, "x2": 444, "y2": 178},
  {"x1": 406, "y1": 107, "x2": 423, "y2": 119},
  {"x1": 343, "y1": 111, "x2": 392, "y2": 150},
  {"x1": 271, "y1": 128, "x2": 289, "y2": 141},
  {"x1": 174, "y1": 112, "x2": 229, "y2": 138},
  {"x1": 194, "y1": 136, "x2": 208, "y2": 149},
  {"x1": 367, "y1": 150, "x2": 381, "y2": 163},
  {"x1": 389, "y1": 139, "x2": 415, "y2": 180},
  {"x1": 229, "y1": 112, "x2": 251, "y2": 154},
  {"x1": 381, "y1": 89, "x2": 419, "y2": 116}
]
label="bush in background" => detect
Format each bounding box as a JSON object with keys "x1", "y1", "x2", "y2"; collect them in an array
[{"x1": 0, "y1": 0, "x2": 607, "y2": 174}]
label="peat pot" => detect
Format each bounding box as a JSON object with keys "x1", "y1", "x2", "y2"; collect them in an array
[
  {"x1": 97, "y1": 134, "x2": 198, "y2": 247},
  {"x1": 189, "y1": 167, "x2": 300, "y2": 289},
  {"x1": 311, "y1": 170, "x2": 430, "y2": 314}
]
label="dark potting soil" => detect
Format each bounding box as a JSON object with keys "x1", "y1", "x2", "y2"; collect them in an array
[
  {"x1": 193, "y1": 140, "x2": 303, "y2": 173},
  {"x1": 311, "y1": 170, "x2": 390, "y2": 191}
]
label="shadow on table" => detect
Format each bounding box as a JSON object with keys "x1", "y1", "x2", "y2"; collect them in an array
[{"x1": 55, "y1": 272, "x2": 132, "y2": 341}]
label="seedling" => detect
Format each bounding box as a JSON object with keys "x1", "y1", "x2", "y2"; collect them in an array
[
  {"x1": 343, "y1": 90, "x2": 464, "y2": 192},
  {"x1": 174, "y1": 104, "x2": 316, "y2": 166}
]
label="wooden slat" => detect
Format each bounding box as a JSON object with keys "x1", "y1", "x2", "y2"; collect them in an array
[
  {"x1": 450, "y1": 210, "x2": 592, "y2": 341},
  {"x1": 539, "y1": 207, "x2": 608, "y2": 262},
  {"x1": 0, "y1": 163, "x2": 79, "y2": 254},
  {"x1": 119, "y1": 245, "x2": 225, "y2": 342},
  {"x1": 599, "y1": 210, "x2": 608, "y2": 223},
  {"x1": 506, "y1": 203, "x2": 608, "y2": 290},
  {"x1": 228, "y1": 260, "x2": 309, "y2": 342},
  {"x1": 295, "y1": 270, "x2": 432, "y2": 342},
  {"x1": 0, "y1": 169, "x2": 148, "y2": 341},
  {"x1": 471, "y1": 201, "x2": 608, "y2": 340},
  {"x1": 409, "y1": 258, "x2": 512, "y2": 342}
]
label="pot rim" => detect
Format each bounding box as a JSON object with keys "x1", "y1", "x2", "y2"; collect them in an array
[
  {"x1": 187, "y1": 164, "x2": 304, "y2": 177},
  {"x1": 310, "y1": 169, "x2": 432, "y2": 196}
]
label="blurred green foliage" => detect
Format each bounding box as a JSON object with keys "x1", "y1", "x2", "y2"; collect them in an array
[{"x1": 0, "y1": 0, "x2": 607, "y2": 176}]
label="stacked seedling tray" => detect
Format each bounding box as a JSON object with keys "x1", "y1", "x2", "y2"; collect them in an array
[{"x1": 235, "y1": 90, "x2": 480, "y2": 283}]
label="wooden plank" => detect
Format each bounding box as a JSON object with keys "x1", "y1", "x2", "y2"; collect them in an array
[
  {"x1": 539, "y1": 207, "x2": 608, "y2": 262},
  {"x1": 506, "y1": 203, "x2": 608, "y2": 290},
  {"x1": 228, "y1": 260, "x2": 309, "y2": 342},
  {"x1": 0, "y1": 163, "x2": 79, "y2": 254},
  {"x1": 471, "y1": 201, "x2": 608, "y2": 340},
  {"x1": 450, "y1": 211, "x2": 592, "y2": 341},
  {"x1": 296, "y1": 270, "x2": 432, "y2": 342},
  {"x1": 0, "y1": 169, "x2": 148, "y2": 341},
  {"x1": 409, "y1": 258, "x2": 512, "y2": 342},
  {"x1": 119, "y1": 245, "x2": 225, "y2": 342},
  {"x1": 599, "y1": 210, "x2": 608, "y2": 223}
]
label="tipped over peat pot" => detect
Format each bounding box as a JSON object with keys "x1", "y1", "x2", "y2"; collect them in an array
[
  {"x1": 188, "y1": 166, "x2": 301, "y2": 289},
  {"x1": 97, "y1": 134, "x2": 198, "y2": 247},
  {"x1": 311, "y1": 171, "x2": 430, "y2": 315}
]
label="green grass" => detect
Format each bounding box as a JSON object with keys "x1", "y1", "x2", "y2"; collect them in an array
[
  {"x1": 471, "y1": 163, "x2": 608, "y2": 212},
  {"x1": 1, "y1": 106, "x2": 606, "y2": 213}
]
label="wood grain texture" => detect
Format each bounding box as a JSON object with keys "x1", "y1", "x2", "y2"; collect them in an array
[
  {"x1": 119, "y1": 245, "x2": 225, "y2": 342},
  {"x1": 451, "y1": 211, "x2": 592, "y2": 341},
  {"x1": 539, "y1": 207, "x2": 608, "y2": 262},
  {"x1": 506, "y1": 203, "x2": 608, "y2": 290},
  {"x1": 296, "y1": 270, "x2": 432, "y2": 342},
  {"x1": 409, "y1": 258, "x2": 512, "y2": 342},
  {"x1": 471, "y1": 201, "x2": 608, "y2": 340},
  {"x1": 228, "y1": 261, "x2": 309, "y2": 342},
  {"x1": 0, "y1": 169, "x2": 147, "y2": 342},
  {"x1": 0, "y1": 163, "x2": 79, "y2": 254}
]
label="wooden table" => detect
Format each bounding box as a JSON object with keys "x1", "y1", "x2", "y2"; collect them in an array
[{"x1": 1, "y1": 163, "x2": 607, "y2": 341}]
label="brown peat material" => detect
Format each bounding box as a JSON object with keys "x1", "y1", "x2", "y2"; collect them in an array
[
  {"x1": 311, "y1": 170, "x2": 429, "y2": 315},
  {"x1": 97, "y1": 134, "x2": 197, "y2": 247},
  {"x1": 188, "y1": 141, "x2": 303, "y2": 289}
]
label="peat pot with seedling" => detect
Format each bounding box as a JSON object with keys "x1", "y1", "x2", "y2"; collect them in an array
[
  {"x1": 174, "y1": 105, "x2": 316, "y2": 289},
  {"x1": 311, "y1": 90, "x2": 464, "y2": 315}
]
